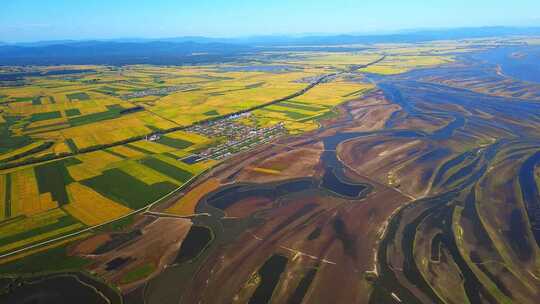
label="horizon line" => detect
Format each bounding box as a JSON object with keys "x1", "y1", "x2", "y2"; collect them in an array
[{"x1": 2, "y1": 24, "x2": 540, "y2": 45}]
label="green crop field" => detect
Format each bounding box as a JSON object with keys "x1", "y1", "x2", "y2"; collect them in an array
[
  {"x1": 156, "y1": 136, "x2": 193, "y2": 149},
  {"x1": 66, "y1": 92, "x2": 90, "y2": 101},
  {"x1": 29, "y1": 111, "x2": 62, "y2": 122},
  {"x1": 68, "y1": 105, "x2": 124, "y2": 127},
  {"x1": 203, "y1": 110, "x2": 219, "y2": 116},
  {"x1": 65, "y1": 108, "x2": 82, "y2": 117},
  {"x1": 34, "y1": 160, "x2": 74, "y2": 206},
  {"x1": 81, "y1": 168, "x2": 178, "y2": 209},
  {"x1": 140, "y1": 156, "x2": 194, "y2": 183},
  {"x1": 120, "y1": 263, "x2": 156, "y2": 284}
]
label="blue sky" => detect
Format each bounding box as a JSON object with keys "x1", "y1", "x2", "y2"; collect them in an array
[{"x1": 1, "y1": 0, "x2": 539, "y2": 42}]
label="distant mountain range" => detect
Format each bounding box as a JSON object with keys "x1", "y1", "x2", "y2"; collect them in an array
[
  {"x1": 0, "y1": 41, "x2": 253, "y2": 65},
  {"x1": 1, "y1": 26, "x2": 540, "y2": 66}
]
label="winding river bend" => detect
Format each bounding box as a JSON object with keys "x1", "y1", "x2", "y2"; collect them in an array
[{"x1": 368, "y1": 47, "x2": 540, "y2": 303}]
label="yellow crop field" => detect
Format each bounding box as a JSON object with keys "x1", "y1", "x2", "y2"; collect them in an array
[
  {"x1": 295, "y1": 81, "x2": 374, "y2": 106},
  {"x1": 265, "y1": 104, "x2": 319, "y2": 116},
  {"x1": 136, "y1": 113, "x2": 178, "y2": 130},
  {"x1": 249, "y1": 167, "x2": 281, "y2": 175},
  {"x1": 155, "y1": 154, "x2": 216, "y2": 175},
  {"x1": 293, "y1": 52, "x2": 383, "y2": 68},
  {"x1": 162, "y1": 150, "x2": 191, "y2": 159},
  {"x1": 64, "y1": 183, "x2": 131, "y2": 225},
  {"x1": 129, "y1": 140, "x2": 176, "y2": 154},
  {"x1": 38, "y1": 193, "x2": 57, "y2": 214},
  {"x1": 374, "y1": 43, "x2": 478, "y2": 56},
  {"x1": 24, "y1": 121, "x2": 67, "y2": 133},
  {"x1": 249, "y1": 109, "x2": 319, "y2": 134},
  {"x1": 359, "y1": 54, "x2": 453, "y2": 75},
  {"x1": 67, "y1": 163, "x2": 104, "y2": 181},
  {"x1": 119, "y1": 161, "x2": 179, "y2": 185},
  {"x1": 166, "y1": 178, "x2": 221, "y2": 216},
  {"x1": 251, "y1": 109, "x2": 292, "y2": 123},
  {"x1": 68, "y1": 150, "x2": 124, "y2": 180},
  {"x1": 77, "y1": 150, "x2": 123, "y2": 167},
  {"x1": 283, "y1": 121, "x2": 320, "y2": 134},
  {"x1": 108, "y1": 145, "x2": 146, "y2": 158},
  {"x1": 60, "y1": 117, "x2": 157, "y2": 150},
  {"x1": 250, "y1": 110, "x2": 288, "y2": 124},
  {"x1": 8, "y1": 102, "x2": 67, "y2": 116},
  {"x1": 0, "y1": 86, "x2": 45, "y2": 99},
  {"x1": 52, "y1": 141, "x2": 72, "y2": 155},
  {"x1": 249, "y1": 80, "x2": 373, "y2": 133},
  {"x1": 0, "y1": 175, "x2": 5, "y2": 220},
  {"x1": 167, "y1": 130, "x2": 210, "y2": 145},
  {"x1": 10, "y1": 168, "x2": 56, "y2": 216},
  {"x1": 194, "y1": 159, "x2": 218, "y2": 172},
  {"x1": 0, "y1": 208, "x2": 84, "y2": 254},
  {"x1": 150, "y1": 72, "x2": 314, "y2": 126},
  {"x1": 0, "y1": 209, "x2": 66, "y2": 239}
]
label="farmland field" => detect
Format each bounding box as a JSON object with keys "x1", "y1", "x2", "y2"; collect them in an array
[{"x1": 1, "y1": 35, "x2": 540, "y2": 304}]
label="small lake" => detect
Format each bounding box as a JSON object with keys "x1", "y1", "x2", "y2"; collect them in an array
[
  {"x1": 174, "y1": 226, "x2": 213, "y2": 264},
  {"x1": 248, "y1": 254, "x2": 288, "y2": 304}
]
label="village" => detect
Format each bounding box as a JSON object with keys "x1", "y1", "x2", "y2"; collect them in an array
[
  {"x1": 122, "y1": 84, "x2": 197, "y2": 99},
  {"x1": 147, "y1": 113, "x2": 286, "y2": 163},
  {"x1": 184, "y1": 113, "x2": 286, "y2": 162}
]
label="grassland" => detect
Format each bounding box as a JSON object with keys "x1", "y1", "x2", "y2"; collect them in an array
[{"x1": 120, "y1": 263, "x2": 156, "y2": 284}]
